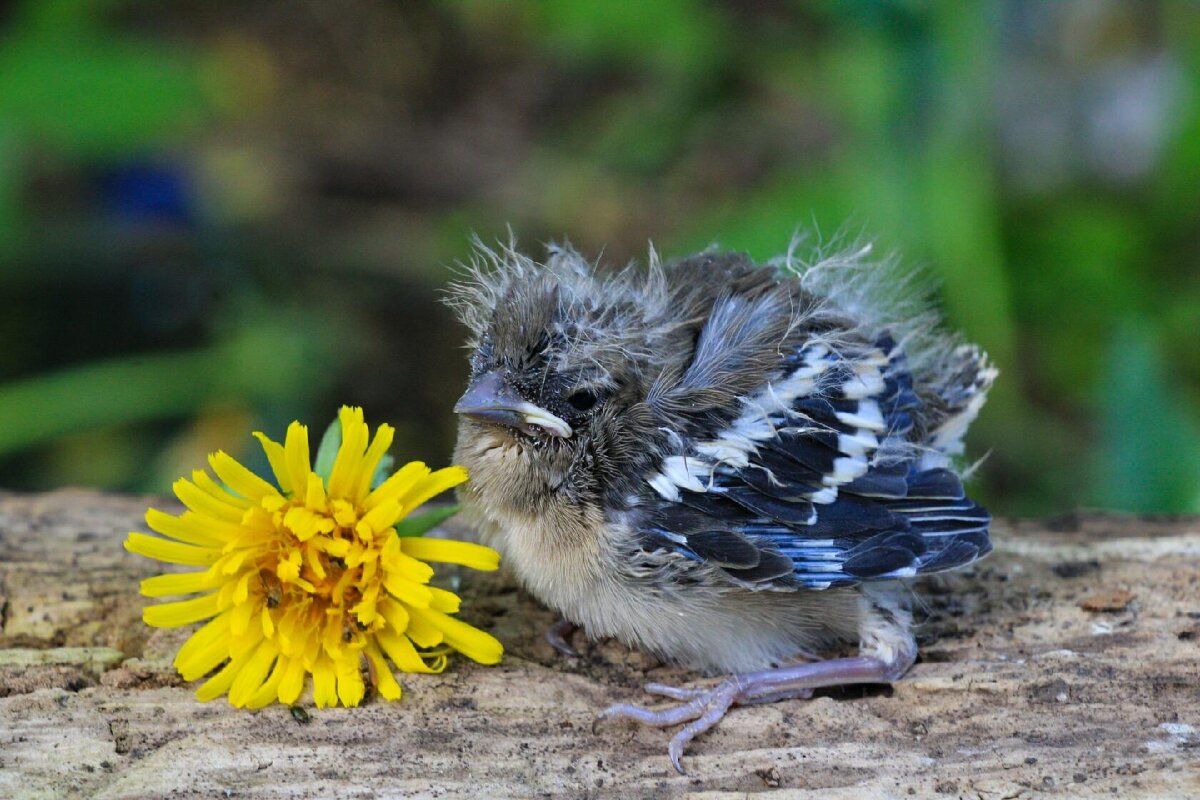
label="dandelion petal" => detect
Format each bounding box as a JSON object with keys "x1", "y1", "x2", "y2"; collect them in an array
[
  {"x1": 254, "y1": 432, "x2": 293, "y2": 494},
  {"x1": 246, "y1": 654, "x2": 289, "y2": 710},
  {"x1": 400, "y1": 537, "x2": 500, "y2": 572},
  {"x1": 125, "y1": 533, "x2": 218, "y2": 567},
  {"x1": 365, "y1": 641, "x2": 402, "y2": 701},
  {"x1": 312, "y1": 657, "x2": 338, "y2": 709},
  {"x1": 228, "y1": 639, "x2": 280, "y2": 708},
  {"x1": 139, "y1": 571, "x2": 215, "y2": 598},
  {"x1": 411, "y1": 606, "x2": 503, "y2": 666},
  {"x1": 277, "y1": 657, "x2": 308, "y2": 705},
  {"x1": 336, "y1": 656, "x2": 366, "y2": 707},
  {"x1": 209, "y1": 450, "x2": 280, "y2": 502},
  {"x1": 143, "y1": 592, "x2": 220, "y2": 628}
]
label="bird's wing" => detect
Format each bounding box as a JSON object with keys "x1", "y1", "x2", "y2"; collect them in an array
[{"x1": 638, "y1": 337, "x2": 992, "y2": 590}]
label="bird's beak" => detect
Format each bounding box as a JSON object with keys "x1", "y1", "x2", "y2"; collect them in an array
[{"x1": 454, "y1": 370, "x2": 573, "y2": 438}]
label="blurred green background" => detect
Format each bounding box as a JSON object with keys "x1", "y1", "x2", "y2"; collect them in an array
[{"x1": 0, "y1": 0, "x2": 1197, "y2": 515}]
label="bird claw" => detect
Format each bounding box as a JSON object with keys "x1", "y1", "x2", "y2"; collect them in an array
[
  {"x1": 595, "y1": 655, "x2": 898, "y2": 774},
  {"x1": 545, "y1": 618, "x2": 579, "y2": 657},
  {"x1": 643, "y1": 682, "x2": 707, "y2": 701},
  {"x1": 596, "y1": 677, "x2": 800, "y2": 774}
]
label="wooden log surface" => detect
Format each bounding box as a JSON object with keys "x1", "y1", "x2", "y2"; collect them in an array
[{"x1": 0, "y1": 489, "x2": 1198, "y2": 799}]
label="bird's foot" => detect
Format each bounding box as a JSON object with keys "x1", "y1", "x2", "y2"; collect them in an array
[
  {"x1": 545, "y1": 618, "x2": 580, "y2": 657},
  {"x1": 594, "y1": 655, "x2": 904, "y2": 774}
]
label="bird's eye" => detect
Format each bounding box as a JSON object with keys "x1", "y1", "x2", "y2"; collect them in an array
[{"x1": 567, "y1": 388, "x2": 598, "y2": 412}]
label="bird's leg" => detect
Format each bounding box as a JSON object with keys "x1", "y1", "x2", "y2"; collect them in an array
[
  {"x1": 544, "y1": 618, "x2": 580, "y2": 657},
  {"x1": 596, "y1": 653, "x2": 912, "y2": 774},
  {"x1": 643, "y1": 681, "x2": 813, "y2": 704}
]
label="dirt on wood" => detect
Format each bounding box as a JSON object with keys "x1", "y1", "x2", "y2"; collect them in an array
[{"x1": 1, "y1": 491, "x2": 1198, "y2": 798}]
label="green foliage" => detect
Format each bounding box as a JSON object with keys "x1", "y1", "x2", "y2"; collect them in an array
[
  {"x1": 0, "y1": 306, "x2": 337, "y2": 457},
  {"x1": 312, "y1": 418, "x2": 342, "y2": 485},
  {"x1": 0, "y1": 36, "x2": 205, "y2": 157},
  {"x1": 1093, "y1": 322, "x2": 1200, "y2": 512},
  {"x1": 525, "y1": 0, "x2": 726, "y2": 74},
  {"x1": 393, "y1": 506, "x2": 462, "y2": 539},
  {"x1": 1, "y1": 0, "x2": 1198, "y2": 515}
]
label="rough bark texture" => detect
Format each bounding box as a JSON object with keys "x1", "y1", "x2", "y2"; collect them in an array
[{"x1": 0, "y1": 490, "x2": 1197, "y2": 799}]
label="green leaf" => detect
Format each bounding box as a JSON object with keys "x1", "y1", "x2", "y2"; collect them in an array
[
  {"x1": 1091, "y1": 320, "x2": 1200, "y2": 513},
  {"x1": 527, "y1": 0, "x2": 726, "y2": 74},
  {"x1": 0, "y1": 36, "x2": 207, "y2": 158},
  {"x1": 370, "y1": 453, "x2": 395, "y2": 490},
  {"x1": 312, "y1": 417, "x2": 341, "y2": 482},
  {"x1": 393, "y1": 506, "x2": 461, "y2": 538}
]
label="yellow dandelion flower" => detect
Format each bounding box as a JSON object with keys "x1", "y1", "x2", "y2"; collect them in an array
[{"x1": 125, "y1": 406, "x2": 502, "y2": 709}]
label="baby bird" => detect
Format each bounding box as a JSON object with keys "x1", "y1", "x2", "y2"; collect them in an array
[{"x1": 448, "y1": 238, "x2": 996, "y2": 773}]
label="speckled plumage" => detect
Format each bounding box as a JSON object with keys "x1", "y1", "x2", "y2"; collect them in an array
[{"x1": 447, "y1": 235, "x2": 996, "y2": 769}]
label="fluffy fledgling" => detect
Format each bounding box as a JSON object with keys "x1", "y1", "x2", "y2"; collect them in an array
[{"x1": 447, "y1": 237, "x2": 996, "y2": 772}]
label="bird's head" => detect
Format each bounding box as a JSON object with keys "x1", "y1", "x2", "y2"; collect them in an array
[{"x1": 446, "y1": 242, "x2": 676, "y2": 511}]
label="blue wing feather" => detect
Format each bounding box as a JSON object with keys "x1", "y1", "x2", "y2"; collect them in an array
[{"x1": 638, "y1": 335, "x2": 993, "y2": 590}]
